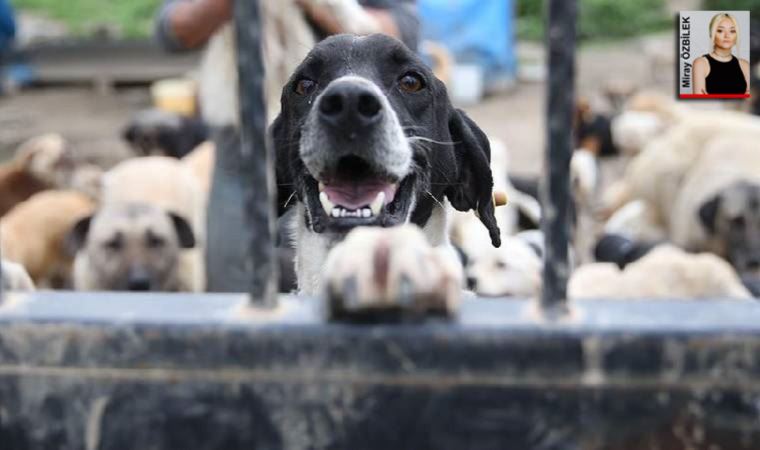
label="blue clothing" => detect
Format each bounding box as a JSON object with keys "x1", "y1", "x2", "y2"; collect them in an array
[
  {"x1": 0, "y1": 0, "x2": 16, "y2": 52},
  {"x1": 155, "y1": 0, "x2": 419, "y2": 52}
]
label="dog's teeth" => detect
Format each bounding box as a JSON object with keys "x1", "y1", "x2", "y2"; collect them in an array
[
  {"x1": 319, "y1": 192, "x2": 334, "y2": 213},
  {"x1": 370, "y1": 192, "x2": 385, "y2": 216},
  {"x1": 318, "y1": 182, "x2": 325, "y2": 192},
  {"x1": 362, "y1": 208, "x2": 371, "y2": 218},
  {"x1": 340, "y1": 209, "x2": 347, "y2": 218},
  {"x1": 331, "y1": 208, "x2": 341, "y2": 218}
]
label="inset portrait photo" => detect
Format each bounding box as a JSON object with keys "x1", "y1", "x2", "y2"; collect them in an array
[{"x1": 679, "y1": 10, "x2": 750, "y2": 99}]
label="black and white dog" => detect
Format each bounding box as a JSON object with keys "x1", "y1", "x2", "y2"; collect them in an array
[{"x1": 272, "y1": 34, "x2": 501, "y2": 314}]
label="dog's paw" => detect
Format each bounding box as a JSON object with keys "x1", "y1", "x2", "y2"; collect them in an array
[
  {"x1": 1, "y1": 260, "x2": 36, "y2": 292},
  {"x1": 324, "y1": 225, "x2": 462, "y2": 319}
]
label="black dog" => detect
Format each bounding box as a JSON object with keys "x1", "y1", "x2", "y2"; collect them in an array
[
  {"x1": 122, "y1": 109, "x2": 208, "y2": 159},
  {"x1": 271, "y1": 34, "x2": 500, "y2": 308}
]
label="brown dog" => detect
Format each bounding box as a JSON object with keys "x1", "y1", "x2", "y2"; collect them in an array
[
  {"x1": 1, "y1": 190, "x2": 95, "y2": 288},
  {"x1": 0, "y1": 134, "x2": 65, "y2": 217},
  {"x1": 0, "y1": 134, "x2": 103, "y2": 217}
]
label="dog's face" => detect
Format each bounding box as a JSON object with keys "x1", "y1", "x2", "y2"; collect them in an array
[
  {"x1": 699, "y1": 181, "x2": 760, "y2": 277},
  {"x1": 68, "y1": 203, "x2": 195, "y2": 291},
  {"x1": 272, "y1": 34, "x2": 500, "y2": 246},
  {"x1": 465, "y1": 238, "x2": 542, "y2": 297}
]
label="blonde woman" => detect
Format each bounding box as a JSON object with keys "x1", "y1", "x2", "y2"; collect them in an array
[{"x1": 693, "y1": 13, "x2": 750, "y2": 95}]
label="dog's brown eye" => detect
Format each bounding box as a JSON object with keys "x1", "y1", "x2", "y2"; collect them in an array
[
  {"x1": 295, "y1": 78, "x2": 316, "y2": 96},
  {"x1": 399, "y1": 73, "x2": 424, "y2": 93}
]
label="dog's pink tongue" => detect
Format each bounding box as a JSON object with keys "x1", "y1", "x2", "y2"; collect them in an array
[{"x1": 323, "y1": 180, "x2": 397, "y2": 210}]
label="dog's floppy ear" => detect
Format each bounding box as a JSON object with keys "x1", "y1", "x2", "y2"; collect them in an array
[
  {"x1": 270, "y1": 114, "x2": 295, "y2": 216},
  {"x1": 699, "y1": 193, "x2": 722, "y2": 235},
  {"x1": 168, "y1": 213, "x2": 196, "y2": 249},
  {"x1": 65, "y1": 215, "x2": 93, "y2": 256},
  {"x1": 445, "y1": 108, "x2": 501, "y2": 247}
]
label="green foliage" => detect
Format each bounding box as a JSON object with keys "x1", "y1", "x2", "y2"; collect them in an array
[
  {"x1": 516, "y1": 0, "x2": 671, "y2": 41},
  {"x1": 12, "y1": 0, "x2": 163, "y2": 38}
]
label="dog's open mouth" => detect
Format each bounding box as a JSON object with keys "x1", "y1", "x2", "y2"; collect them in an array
[{"x1": 304, "y1": 155, "x2": 415, "y2": 231}]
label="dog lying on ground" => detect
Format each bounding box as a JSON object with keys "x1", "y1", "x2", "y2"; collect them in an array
[
  {"x1": 448, "y1": 138, "x2": 542, "y2": 298},
  {"x1": 670, "y1": 136, "x2": 760, "y2": 283},
  {"x1": 609, "y1": 91, "x2": 760, "y2": 158},
  {"x1": 602, "y1": 101, "x2": 760, "y2": 219},
  {"x1": 272, "y1": 34, "x2": 501, "y2": 315},
  {"x1": 569, "y1": 245, "x2": 751, "y2": 300},
  {"x1": 0, "y1": 259, "x2": 35, "y2": 292},
  {"x1": 1, "y1": 190, "x2": 95, "y2": 288},
  {"x1": 593, "y1": 134, "x2": 760, "y2": 295},
  {"x1": 462, "y1": 231, "x2": 542, "y2": 298},
  {"x1": 69, "y1": 156, "x2": 205, "y2": 292}
]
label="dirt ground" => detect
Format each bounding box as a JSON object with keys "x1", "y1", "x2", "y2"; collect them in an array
[{"x1": 0, "y1": 32, "x2": 703, "y2": 176}]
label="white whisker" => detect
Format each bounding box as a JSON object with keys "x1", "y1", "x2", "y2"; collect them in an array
[
  {"x1": 407, "y1": 136, "x2": 458, "y2": 146},
  {"x1": 426, "y1": 190, "x2": 445, "y2": 209},
  {"x1": 284, "y1": 190, "x2": 297, "y2": 208}
]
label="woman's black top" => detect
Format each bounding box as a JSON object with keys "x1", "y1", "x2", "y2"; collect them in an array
[{"x1": 704, "y1": 53, "x2": 748, "y2": 94}]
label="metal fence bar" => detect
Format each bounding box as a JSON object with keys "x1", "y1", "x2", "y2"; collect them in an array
[
  {"x1": 234, "y1": 0, "x2": 278, "y2": 306},
  {"x1": 540, "y1": 0, "x2": 576, "y2": 315}
]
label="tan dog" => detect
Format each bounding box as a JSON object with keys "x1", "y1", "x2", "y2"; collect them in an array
[
  {"x1": 97, "y1": 156, "x2": 205, "y2": 291},
  {"x1": 604, "y1": 102, "x2": 760, "y2": 217},
  {"x1": 0, "y1": 134, "x2": 103, "y2": 218},
  {"x1": 670, "y1": 137, "x2": 760, "y2": 279},
  {"x1": 1, "y1": 259, "x2": 35, "y2": 292},
  {"x1": 68, "y1": 203, "x2": 196, "y2": 292},
  {"x1": 569, "y1": 245, "x2": 751, "y2": 300},
  {"x1": 181, "y1": 141, "x2": 215, "y2": 199},
  {"x1": 0, "y1": 134, "x2": 65, "y2": 217},
  {"x1": 1, "y1": 190, "x2": 95, "y2": 288}
]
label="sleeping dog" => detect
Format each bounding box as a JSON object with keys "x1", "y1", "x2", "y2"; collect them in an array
[{"x1": 272, "y1": 34, "x2": 500, "y2": 315}]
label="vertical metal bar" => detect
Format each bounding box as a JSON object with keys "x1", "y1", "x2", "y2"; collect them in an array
[
  {"x1": 540, "y1": 0, "x2": 576, "y2": 315},
  {"x1": 234, "y1": 0, "x2": 279, "y2": 306}
]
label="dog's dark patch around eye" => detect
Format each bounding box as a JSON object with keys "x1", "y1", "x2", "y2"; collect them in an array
[
  {"x1": 731, "y1": 215, "x2": 747, "y2": 229},
  {"x1": 145, "y1": 229, "x2": 166, "y2": 249},
  {"x1": 104, "y1": 233, "x2": 124, "y2": 252}
]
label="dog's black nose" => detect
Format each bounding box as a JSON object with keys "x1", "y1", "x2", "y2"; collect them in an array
[
  {"x1": 127, "y1": 268, "x2": 151, "y2": 291},
  {"x1": 318, "y1": 82, "x2": 383, "y2": 130},
  {"x1": 466, "y1": 276, "x2": 477, "y2": 290}
]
